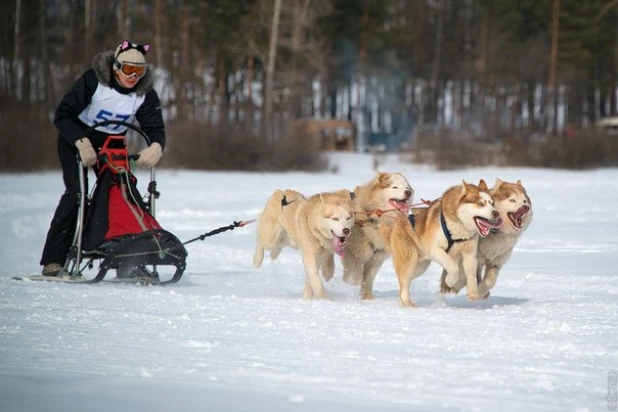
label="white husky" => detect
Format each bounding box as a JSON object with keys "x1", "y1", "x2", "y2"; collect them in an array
[
  {"x1": 253, "y1": 189, "x2": 355, "y2": 299},
  {"x1": 341, "y1": 172, "x2": 413, "y2": 299}
]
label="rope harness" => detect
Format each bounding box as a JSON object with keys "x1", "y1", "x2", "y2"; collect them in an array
[
  {"x1": 182, "y1": 219, "x2": 256, "y2": 246},
  {"x1": 354, "y1": 199, "x2": 433, "y2": 227},
  {"x1": 172, "y1": 193, "x2": 437, "y2": 247}
]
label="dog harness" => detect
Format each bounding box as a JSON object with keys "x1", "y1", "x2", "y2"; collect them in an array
[
  {"x1": 281, "y1": 195, "x2": 294, "y2": 207},
  {"x1": 440, "y1": 212, "x2": 468, "y2": 253},
  {"x1": 408, "y1": 213, "x2": 416, "y2": 228}
]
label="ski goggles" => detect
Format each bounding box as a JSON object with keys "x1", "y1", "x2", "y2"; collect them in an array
[{"x1": 117, "y1": 62, "x2": 147, "y2": 78}]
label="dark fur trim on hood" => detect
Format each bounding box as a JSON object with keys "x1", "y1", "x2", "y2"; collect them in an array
[{"x1": 92, "y1": 50, "x2": 154, "y2": 96}]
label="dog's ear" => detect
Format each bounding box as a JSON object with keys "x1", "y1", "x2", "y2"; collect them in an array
[
  {"x1": 494, "y1": 178, "x2": 503, "y2": 189},
  {"x1": 478, "y1": 179, "x2": 489, "y2": 191},
  {"x1": 378, "y1": 172, "x2": 391, "y2": 188},
  {"x1": 376, "y1": 172, "x2": 388, "y2": 187},
  {"x1": 461, "y1": 180, "x2": 469, "y2": 195},
  {"x1": 516, "y1": 179, "x2": 523, "y2": 186}
]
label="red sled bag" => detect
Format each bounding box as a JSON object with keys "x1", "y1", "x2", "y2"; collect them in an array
[
  {"x1": 82, "y1": 136, "x2": 161, "y2": 251},
  {"x1": 104, "y1": 182, "x2": 161, "y2": 240}
]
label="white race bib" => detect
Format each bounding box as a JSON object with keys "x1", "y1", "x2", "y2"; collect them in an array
[{"x1": 78, "y1": 84, "x2": 146, "y2": 134}]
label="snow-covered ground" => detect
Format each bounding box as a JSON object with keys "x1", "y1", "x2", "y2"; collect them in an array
[{"x1": 1, "y1": 153, "x2": 617, "y2": 412}]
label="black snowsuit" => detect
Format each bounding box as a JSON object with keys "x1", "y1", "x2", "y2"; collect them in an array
[{"x1": 40, "y1": 51, "x2": 166, "y2": 267}]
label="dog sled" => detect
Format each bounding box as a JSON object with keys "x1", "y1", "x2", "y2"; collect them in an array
[{"x1": 18, "y1": 120, "x2": 187, "y2": 285}]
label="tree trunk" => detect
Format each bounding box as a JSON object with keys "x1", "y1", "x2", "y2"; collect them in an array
[
  {"x1": 218, "y1": 55, "x2": 229, "y2": 128},
  {"x1": 13, "y1": 0, "x2": 21, "y2": 99},
  {"x1": 179, "y1": 0, "x2": 190, "y2": 120},
  {"x1": 84, "y1": 0, "x2": 92, "y2": 66},
  {"x1": 429, "y1": 0, "x2": 444, "y2": 125},
  {"x1": 154, "y1": 0, "x2": 163, "y2": 68},
  {"x1": 117, "y1": 0, "x2": 130, "y2": 38},
  {"x1": 264, "y1": 0, "x2": 282, "y2": 140},
  {"x1": 246, "y1": 55, "x2": 254, "y2": 132},
  {"x1": 358, "y1": 0, "x2": 368, "y2": 114},
  {"x1": 548, "y1": 0, "x2": 560, "y2": 133},
  {"x1": 477, "y1": 5, "x2": 489, "y2": 124},
  {"x1": 613, "y1": 11, "x2": 618, "y2": 115},
  {"x1": 289, "y1": 0, "x2": 308, "y2": 119},
  {"x1": 39, "y1": 0, "x2": 56, "y2": 112}
]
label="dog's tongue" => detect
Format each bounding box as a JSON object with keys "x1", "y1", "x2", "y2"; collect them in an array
[
  {"x1": 476, "y1": 217, "x2": 503, "y2": 236},
  {"x1": 389, "y1": 199, "x2": 409, "y2": 212},
  {"x1": 478, "y1": 221, "x2": 491, "y2": 237},
  {"x1": 491, "y1": 217, "x2": 503, "y2": 228},
  {"x1": 333, "y1": 236, "x2": 345, "y2": 257},
  {"x1": 513, "y1": 206, "x2": 529, "y2": 219}
]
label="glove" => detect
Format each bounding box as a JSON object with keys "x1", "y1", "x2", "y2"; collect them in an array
[
  {"x1": 75, "y1": 138, "x2": 97, "y2": 167},
  {"x1": 136, "y1": 142, "x2": 163, "y2": 168}
]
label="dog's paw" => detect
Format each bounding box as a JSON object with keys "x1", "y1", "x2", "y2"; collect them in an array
[
  {"x1": 321, "y1": 270, "x2": 334, "y2": 282},
  {"x1": 477, "y1": 282, "x2": 490, "y2": 300},
  {"x1": 400, "y1": 299, "x2": 417, "y2": 308},
  {"x1": 360, "y1": 291, "x2": 374, "y2": 300},
  {"x1": 313, "y1": 291, "x2": 330, "y2": 300},
  {"x1": 445, "y1": 273, "x2": 459, "y2": 288},
  {"x1": 342, "y1": 270, "x2": 362, "y2": 286},
  {"x1": 302, "y1": 285, "x2": 313, "y2": 300},
  {"x1": 466, "y1": 289, "x2": 480, "y2": 301},
  {"x1": 482, "y1": 291, "x2": 491, "y2": 300},
  {"x1": 440, "y1": 282, "x2": 456, "y2": 294}
]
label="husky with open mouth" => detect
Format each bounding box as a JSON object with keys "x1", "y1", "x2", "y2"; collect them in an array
[
  {"x1": 440, "y1": 179, "x2": 533, "y2": 299},
  {"x1": 253, "y1": 189, "x2": 355, "y2": 300},
  {"x1": 379, "y1": 179, "x2": 502, "y2": 307},
  {"x1": 341, "y1": 172, "x2": 415, "y2": 299}
]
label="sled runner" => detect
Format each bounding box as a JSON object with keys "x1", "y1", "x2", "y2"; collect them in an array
[{"x1": 17, "y1": 120, "x2": 187, "y2": 285}]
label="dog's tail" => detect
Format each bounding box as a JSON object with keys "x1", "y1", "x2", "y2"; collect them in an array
[
  {"x1": 253, "y1": 190, "x2": 285, "y2": 267},
  {"x1": 379, "y1": 212, "x2": 425, "y2": 259}
]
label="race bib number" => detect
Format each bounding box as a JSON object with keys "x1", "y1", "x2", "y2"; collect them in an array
[{"x1": 94, "y1": 110, "x2": 131, "y2": 130}]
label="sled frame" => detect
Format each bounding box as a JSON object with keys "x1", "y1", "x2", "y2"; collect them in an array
[{"x1": 61, "y1": 120, "x2": 183, "y2": 284}]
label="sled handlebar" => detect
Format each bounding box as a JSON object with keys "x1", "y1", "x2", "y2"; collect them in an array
[
  {"x1": 95, "y1": 153, "x2": 140, "y2": 161},
  {"x1": 85, "y1": 120, "x2": 152, "y2": 146}
]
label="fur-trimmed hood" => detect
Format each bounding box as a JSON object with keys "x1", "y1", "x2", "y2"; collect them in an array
[{"x1": 92, "y1": 50, "x2": 154, "y2": 96}]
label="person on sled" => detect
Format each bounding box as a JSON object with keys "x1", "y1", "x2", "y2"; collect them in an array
[{"x1": 40, "y1": 40, "x2": 166, "y2": 277}]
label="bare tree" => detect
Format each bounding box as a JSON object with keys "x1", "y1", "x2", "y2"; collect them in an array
[
  {"x1": 39, "y1": 0, "x2": 56, "y2": 112},
  {"x1": 548, "y1": 0, "x2": 560, "y2": 133},
  {"x1": 84, "y1": 0, "x2": 92, "y2": 65},
  {"x1": 154, "y1": 0, "x2": 163, "y2": 68},
  {"x1": 13, "y1": 0, "x2": 21, "y2": 98},
  {"x1": 264, "y1": 0, "x2": 282, "y2": 140}
]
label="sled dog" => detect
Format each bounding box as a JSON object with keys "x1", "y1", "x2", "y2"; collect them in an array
[
  {"x1": 253, "y1": 189, "x2": 355, "y2": 299},
  {"x1": 379, "y1": 180, "x2": 503, "y2": 307},
  {"x1": 440, "y1": 179, "x2": 533, "y2": 298},
  {"x1": 341, "y1": 172, "x2": 414, "y2": 299}
]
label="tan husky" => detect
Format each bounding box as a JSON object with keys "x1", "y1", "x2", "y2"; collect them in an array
[
  {"x1": 440, "y1": 179, "x2": 533, "y2": 298},
  {"x1": 253, "y1": 189, "x2": 355, "y2": 299},
  {"x1": 379, "y1": 180, "x2": 503, "y2": 307},
  {"x1": 341, "y1": 172, "x2": 414, "y2": 299}
]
